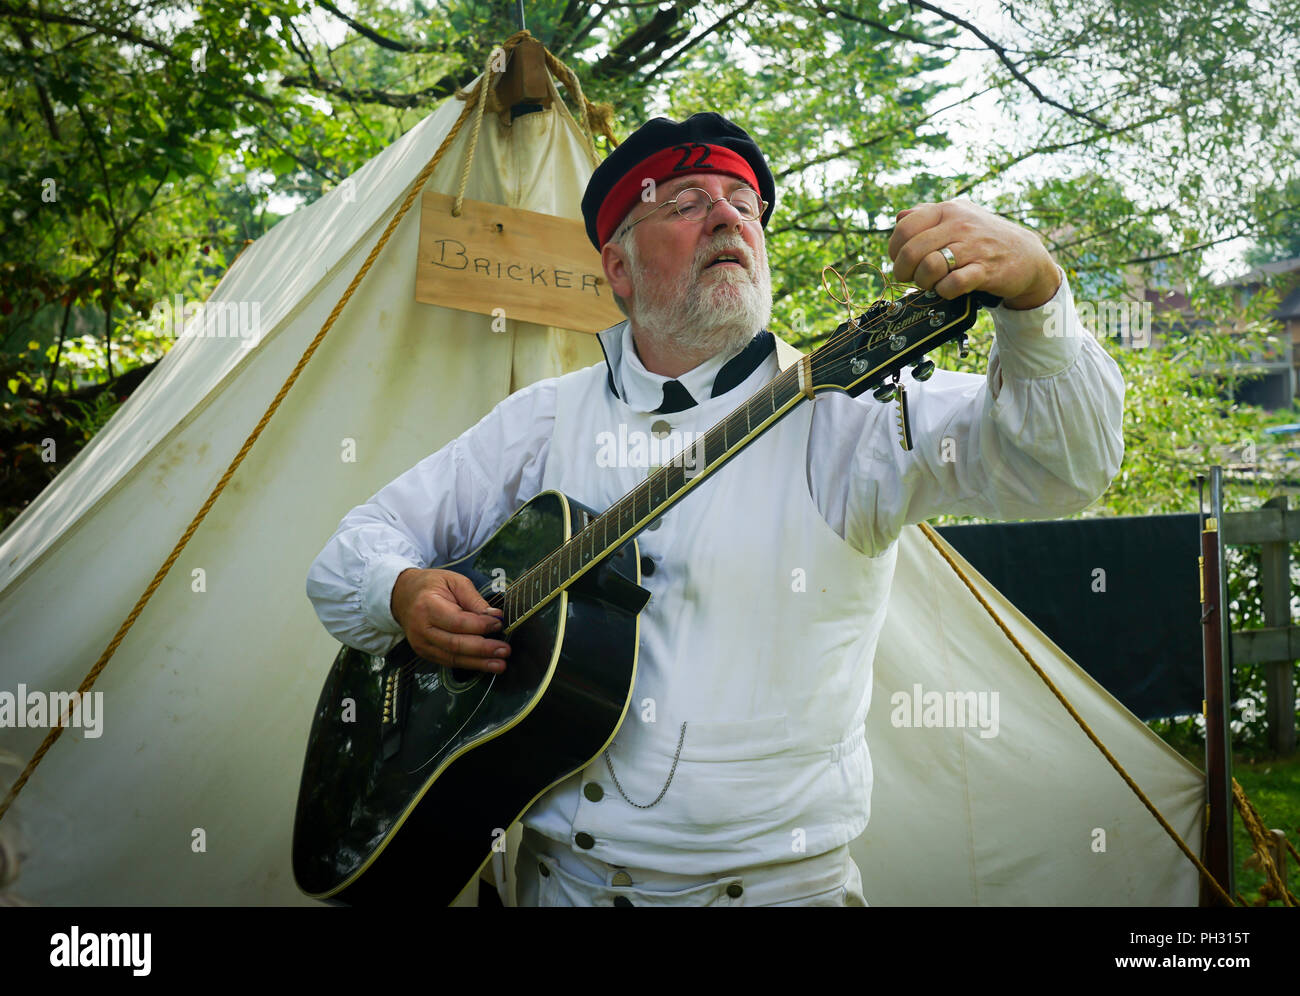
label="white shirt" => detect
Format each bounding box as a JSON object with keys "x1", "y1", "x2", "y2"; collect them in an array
[{"x1": 306, "y1": 267, "x2": 1126, "y2": 658}]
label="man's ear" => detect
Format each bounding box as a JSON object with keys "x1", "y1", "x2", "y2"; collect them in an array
[{"x1": 602, "y1": 240, "x2": 634, "y2": 301}]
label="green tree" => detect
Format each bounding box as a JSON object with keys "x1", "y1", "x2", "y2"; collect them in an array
[
  {"x1": 1245, "y1": 174, "x2": 1300, "y2": 266},
  {"x1": 3, "y1": 0, "x2": 1299, "y2": 529}
]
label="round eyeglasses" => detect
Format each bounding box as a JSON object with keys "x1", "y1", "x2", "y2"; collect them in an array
[{"x1": 618, "y1": 187, "x2": 768, "y2": 238}]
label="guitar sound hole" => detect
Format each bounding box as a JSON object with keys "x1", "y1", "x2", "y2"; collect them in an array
[{"x1": 443, "y1": 666, "x2": 483, "y2": 692}]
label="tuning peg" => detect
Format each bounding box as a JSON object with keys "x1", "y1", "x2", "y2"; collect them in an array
[
  {"x1": 873, "y1": 383, "x2": 897, "y2": 403},
  {"x1": 957, "y1": 333, "x2": 970, "y2": 359},
  {"x1": 911, "y1": 359, "x2": 935, "y2": 382}
]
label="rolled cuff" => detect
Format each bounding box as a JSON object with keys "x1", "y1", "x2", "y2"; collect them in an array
[
  {"x1": 989, "y1": 265, "x2": 1085, "y2": 380},
  {"x1": 364, "y1": 554, "x2": 422, "y2": 638}
]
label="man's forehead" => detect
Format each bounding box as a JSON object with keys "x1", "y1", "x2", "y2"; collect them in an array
[{"x1": 660, "y1": 173, "x2": 754, "y2": 198}]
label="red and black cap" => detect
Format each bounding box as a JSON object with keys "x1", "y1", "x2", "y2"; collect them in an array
[{"x1": 582, "y1": 112, "x2": 776, "y2": 251}]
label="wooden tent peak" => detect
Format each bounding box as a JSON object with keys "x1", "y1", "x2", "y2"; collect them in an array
[{"x1": 495, "y1": 37, "x2": 551, "y2": 119}]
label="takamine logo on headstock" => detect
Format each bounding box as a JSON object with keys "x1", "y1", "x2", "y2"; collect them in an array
[
  {"x1": 864, "y1": 289, "x2": 972, "y2": 351},
  {"x1": 867, "y1": 302, "x2": 929, "y2": 348}
]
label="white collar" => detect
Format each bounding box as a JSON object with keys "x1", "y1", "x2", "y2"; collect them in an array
[{"x1": 595, "y1": 321, "x2": 756, "y2": 414}]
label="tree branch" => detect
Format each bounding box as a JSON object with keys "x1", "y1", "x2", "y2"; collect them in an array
[
  {"x1": 11, "y1": 20, "x2": 60, "y2": 141},
  {"x1": 314, "y1": 0, "x2": 446, "y2": 53},
  {"x1": 768, "y1": 223, "x2": 894, "y2": 237},
  {"x1": 951, "y1": 109, "x2": 1170, "y2": 198},
  {"x1": 277, "y1": 72, "x2": 463, "y2": 108},
  {"x1": 904, "y1": 0, "x2": 1106, "y2": 128},
  {"x1": 811, "y1": 1, "x2": 990, "y2": 52},
  {"x1": 646, "y1": 0, "x2": 761, "y2": 78},
  {"x1": 775, "y1": 85, "x2": 995, "y2": 181},
  {"x1": 592, "y1": 3, "x2": 699, "y2": 78},
  {"x1": 0, "y1": 1, "x2": 172, "y2": 56}
]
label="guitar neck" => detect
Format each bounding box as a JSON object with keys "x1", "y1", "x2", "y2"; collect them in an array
[
  {"x1": 500, "y1": 288, "x2": 994, "y2": 633},
  {"x1": 503, "y1": 358, "x2": 812, "y2": 631}
]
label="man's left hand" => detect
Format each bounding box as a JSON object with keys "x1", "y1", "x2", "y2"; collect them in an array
[{"x1": 888, "y1": 200, "x2": 1060, "y2": 310}]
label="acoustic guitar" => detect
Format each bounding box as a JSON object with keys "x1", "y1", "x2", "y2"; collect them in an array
[{"x1": 292, "y1": 287, "x2": 1000, "y2": 904}]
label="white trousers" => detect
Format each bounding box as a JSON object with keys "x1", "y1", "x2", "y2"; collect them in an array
[{"x1": 514, "y1": 827, "x2": 867, "y2": 907}]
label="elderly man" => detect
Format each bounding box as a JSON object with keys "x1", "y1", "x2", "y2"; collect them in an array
[{"x1": 306, "y1": 112, "x2": 1125, "y2": 906}]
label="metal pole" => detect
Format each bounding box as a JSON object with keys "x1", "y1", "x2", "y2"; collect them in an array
[{"x1": 515, "y1": 0, "x2": 526, "y2": 31}]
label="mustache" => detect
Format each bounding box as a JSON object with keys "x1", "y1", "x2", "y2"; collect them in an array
[{"x1": 696, "y1": 238, "x2": 754, "y2": 273}]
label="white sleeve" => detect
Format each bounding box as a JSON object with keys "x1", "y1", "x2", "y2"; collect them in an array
[
  {"x1": 810, "y1": 268, "x2": 1126, "y2": 557},
  {"x1": 305, "y1": 378, "x2": 556, "y2": 654}
]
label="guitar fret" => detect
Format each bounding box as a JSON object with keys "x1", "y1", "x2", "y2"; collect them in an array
[
  {"x1": 672, "y1": 463, "x2": 686, "y2": 495},
  {"x1": 727, "y1": 411, "x2": 744, "y2": 446}
]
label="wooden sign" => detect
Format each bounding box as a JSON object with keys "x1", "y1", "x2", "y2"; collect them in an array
[{"x1": 416, "y1": 191, "x2": 624, "y2": 334}]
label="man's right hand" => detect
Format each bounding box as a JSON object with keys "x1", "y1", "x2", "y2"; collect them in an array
[{"x1": 390, "y1": 568, "x2": 510, "y2": 672}]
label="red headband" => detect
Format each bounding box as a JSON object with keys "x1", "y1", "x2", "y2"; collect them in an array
[{"x1": 595, "y1": 144, "x2": 760, "y2": 248}]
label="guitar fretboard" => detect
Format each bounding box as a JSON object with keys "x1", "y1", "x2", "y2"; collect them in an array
[
  {"x1": 497, "y1": 287, "x2": 987, "y2": 632},
  {"x1": 502, "y1": 360, "x2": 808, "y2": 628}
]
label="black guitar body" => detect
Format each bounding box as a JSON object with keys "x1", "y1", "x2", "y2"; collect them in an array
[{"x1": 293, "y1": 490, "x2": 649, "y2": 905}]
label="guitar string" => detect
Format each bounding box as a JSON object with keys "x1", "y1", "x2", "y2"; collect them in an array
[
  {"x1": 488, "y1": 300, "x2": 962, "y2": 627},
  {"x1": 395, "y1": 291, "x2": 973, "y2": 682},
  {"x1": 497, "y1": 290, "x2": 972, "y2": 616}
]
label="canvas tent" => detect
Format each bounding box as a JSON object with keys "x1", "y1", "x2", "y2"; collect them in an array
[
  {"x1": 0, "y1": 57, "x2": 1204, "y2": 906},
  {"x1": 857, "y1": 527, "x2": 1203, "y2": 905}
]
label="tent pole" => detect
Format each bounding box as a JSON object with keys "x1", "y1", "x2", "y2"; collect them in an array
[{"x1": 1198, "y1": 467, "x2": 1235, "y2": 904}]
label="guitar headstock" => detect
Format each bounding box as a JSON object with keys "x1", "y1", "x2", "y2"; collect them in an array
[
  {"x1": 809, "y1": 288, "x2": 1001, "y2": 399},
  {"x1": 806, "y1": 287, "x2": 1001, "y2": 450}
]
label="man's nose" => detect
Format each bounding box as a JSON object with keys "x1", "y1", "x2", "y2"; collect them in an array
[{"x1": 706, "y1": 195, "x2": 745, "y2": 233}]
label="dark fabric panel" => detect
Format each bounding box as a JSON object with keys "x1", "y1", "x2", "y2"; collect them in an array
[{"x1": 934, "y1": 515, "x2": 1202, "y2": 720}]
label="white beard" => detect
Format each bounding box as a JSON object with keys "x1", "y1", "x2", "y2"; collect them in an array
[{"x1": 624, "y1": 231, "x2": 773, "y2": 365}]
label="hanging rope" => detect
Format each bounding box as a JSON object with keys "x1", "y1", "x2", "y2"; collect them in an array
[
  {"x1": 1232, "y1": 777, "x2": 1298, "y2": 906},
  {"x1": 0, "y1": 30, "x2": 607, "y2": 826},
  {"x1": 451, "y1": 44, "x2": 503, "y2": 217},
  {"x1": 916, "y1": 522, "x2": 1238, "y2": 906}
]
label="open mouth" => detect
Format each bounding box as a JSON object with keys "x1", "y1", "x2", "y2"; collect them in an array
[{"x1": 705, "y1": 254, "x2": 745, "y2": 271}]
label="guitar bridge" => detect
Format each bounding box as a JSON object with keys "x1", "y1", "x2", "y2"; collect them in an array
[{"x1": 380, "y1": 666, "x2": 405, "y2": 760}]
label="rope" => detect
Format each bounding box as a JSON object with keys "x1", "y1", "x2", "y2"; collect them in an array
[
  {"x1": 1232, "y1": 777, "x2": 1298, "y2": 905},
  {"x1": 452, "y1": 46, "x2": 500, "y2": 216},
  {"x1": 0, "y1": 31, "x2": 582, "y2": 826},
  {"x1": 454, "y1": 30, "x2": 620, "y2": 160},
  {"x1": 539, "y1": 45, "x2": 619, "y2": 156},
  {"x1": 916, "y1": 522, "x2": 1237, "y2": 906}
]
